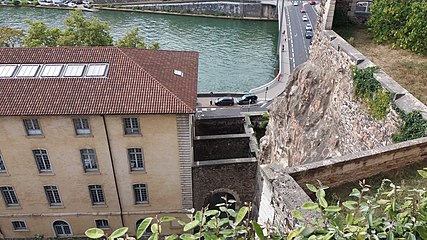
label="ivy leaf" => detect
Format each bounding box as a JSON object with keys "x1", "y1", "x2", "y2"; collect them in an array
[
  {"x1": 179, "y1": 233, "x2": 197, "y2": 240},
  {"x1": 325, "y1": 206, "x2": 341, "y2": 212},
  {"x1": 184, "y1": 220, "x2": 199, "y2": 232},
  {"x1": 203, "y1": 231, "x2": 218, "y2": 240},
  {"x1": 136, "y1": 218, "x2": 153, "y2": 239},
  {"x1": 165, "y1": 234, "x2": 178, "y2": 240},
  {"x1": 287, "y1": 229, "x2": 300, "y2": 240},
  {"x1": 349, "y1": 189, "x2": 361, "y2": 197},
  {"x1": 205, "y1": 210, "x2": 219, "y2": 216},
  {"x1": 252, "y1": 221, "x2": 265, "y2": 240},
  {"x1": 160, "y1": 216, "x2": 176, "y2": 223},
  {"x1": 292, "y1": 209, "x2": 305, "y2": 220},
  {"x1": 342, "y1": 201, "x2": 358, "y2": 210},
  {"x1": 319, "y1": 196, "x2": 328, "y2": 208},
  {"x1": 302, "y1": 202, "x2": 319, "y2": 210},
  {"x1": 234, "y1": 206, "x2": 248, "y2": 225},
  {"x1": 148, "y1": 233, "x2": 159, "y2": 240},
  {"x1": 306, "y1": 184, "x2": 317, "y2": 193},
  {"x1": 85, "y1": 228, "x2": 104, "y2": 239},
  {"x1": 109, "y1": 227, "x2": 128, "y2": 240}
]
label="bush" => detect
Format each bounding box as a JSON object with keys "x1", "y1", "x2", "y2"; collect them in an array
[{"x1": 392, "y1": 111, "x2": 427, "y2": 143}]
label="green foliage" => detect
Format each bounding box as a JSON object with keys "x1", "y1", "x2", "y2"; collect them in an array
[
  {"x1": 352, "y1": 66, "x2": 391, "y2": 119},
  {"x1": 0, "y1": 26, "x2": 24, "y2": 47},
  {"x1": 368, "y1": 0, "x2": 427, "y2": 54},
  {"x1": 250, "y1": 113, "x2": 269, "y2": 143},
  {"x1": 59, "y1": 10, "x2": 113, "y2": 46},
  {"x1": 392, "y1": 111, "x2": 427, "y2": 142},
  {"x1": 117, "y1": 27, "x2": 160, "y2": 49},
  {"x1": 23, "y1": 21, "x2": 61, "y2": 47},
  {"x1": 290, "y1": 171, "x2": 427, "y2": 240},
  {"x1": 86, "y1": 199, "x2": 283, "y2": 240}
]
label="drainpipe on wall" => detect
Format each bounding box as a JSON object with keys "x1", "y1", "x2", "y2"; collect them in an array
[{"x1": 102, "y1": 115, "x2": 125, "y2": 227}]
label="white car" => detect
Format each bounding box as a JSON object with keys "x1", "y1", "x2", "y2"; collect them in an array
[
  {"x1": 67, "y1": 2, "x2": 76, "y2": 7},
  {"x1": 302, "y1": 15, "x2": 308, "y2": 21},
  {"x1": 293, "y1": 1, "x2": 298, "y2": 6},
  {"x1": 305, "y1": 23, "x2": 313, "y2": 31}
]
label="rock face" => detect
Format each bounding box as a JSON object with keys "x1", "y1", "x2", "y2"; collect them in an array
[{"x1": 259, "y1": 34, "x2": 401, "y2": 167}]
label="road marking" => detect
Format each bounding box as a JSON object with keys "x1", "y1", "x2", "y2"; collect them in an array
[{"x1": 260, "y1": 102, "x2": 269, "y2": 108}]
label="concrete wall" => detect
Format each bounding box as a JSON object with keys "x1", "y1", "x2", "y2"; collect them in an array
[
  {"x1": 195, "y1": 117, "x2": 245, "y2": 136},
  {"x1": 0, "y1": 114, "x2": 191, "y2": 238},
  {"x1": 289, "y1": 137, "x2": 427, "y2": 189}
]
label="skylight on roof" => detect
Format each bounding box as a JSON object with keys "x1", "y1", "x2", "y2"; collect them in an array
[
  {"x1": 174, "y1": 70, "x2": 183, "y2": 77},
  {"x1": 0, "y1": 65, "x2": 17, "y2": 77},
  {"x1": 64, "y1": 64, "x2": 86, "y2": 77},
  {"x1": 40, "y1": 64, "x2": 63, "y2": 77},
  {"x1": 16, "y1": 65, "x2": 40, "y2": 77},
  {"x1": 86, "y1": 64, "x2": 108, "y2": 77}
]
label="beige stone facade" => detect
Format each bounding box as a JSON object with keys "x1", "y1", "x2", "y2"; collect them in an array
[{"x1": 0, "y1": 114, "x2": 193, "y2": 238}]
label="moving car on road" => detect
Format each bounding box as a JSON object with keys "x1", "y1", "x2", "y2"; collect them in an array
[
  {"x1": 300, "y1": 8, "x2": 306, "y2": 13},
  {"x1": 214, "y1": 97, "x2": 235, "y2": 106},
  {"x1": 309, "y1": 0, "x2": 316, "y2": 5},
  {"x1": 305, "y1": 23, "x2": 313, "y2": 31},
  {"x1": 305, "y1": 30, "x2": 313, "y2": 39},
  {"x1": 237, "y1": 94, "x2": 258, "y2": 105},
  {"x1": 293, "y1": 1, "x2": 298, "y2": 6},
  {"x1": 302, "y1": 15, "x2": 308, "y2": 21}
]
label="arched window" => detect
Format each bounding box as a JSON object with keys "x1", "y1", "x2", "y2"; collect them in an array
[{"x1": 53, "y1": 220, "x2": 72, "y2": 237}]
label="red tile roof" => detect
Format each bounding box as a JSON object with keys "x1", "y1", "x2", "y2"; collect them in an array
[{"x1": 0, "y1": 47, "x2": 198, "y2": 116}]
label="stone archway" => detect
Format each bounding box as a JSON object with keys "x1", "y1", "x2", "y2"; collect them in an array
[{"x1": 203, "y1": 188, "x2": 241, "y2": 211}]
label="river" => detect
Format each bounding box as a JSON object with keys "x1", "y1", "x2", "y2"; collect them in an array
[{"x1": 0, "y1": 7, "x2": 278, "y2": 92}]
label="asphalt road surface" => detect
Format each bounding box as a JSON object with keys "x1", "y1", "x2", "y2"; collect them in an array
[{"x1": 285, "y1": 0, "x2": 318, "y2": 70}]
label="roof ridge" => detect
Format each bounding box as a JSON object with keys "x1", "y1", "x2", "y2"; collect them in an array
[{"x1": 116, "y1": 47, "x2": 195, "y2": 112}]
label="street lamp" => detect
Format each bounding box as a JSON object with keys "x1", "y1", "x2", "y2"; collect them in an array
[
  {"x1": 265, "y1": 86, "x2": 269, "y2": 101},
  {"x1": 210, "y1": 91, "x2": 213, "y2": 105}
]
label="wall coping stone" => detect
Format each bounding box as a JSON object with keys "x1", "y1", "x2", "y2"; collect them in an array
[
  {"x1": 195, "y1": 133, "x2": 251, "y2": 140},
  {"x1": 193, "y1": 157, "x2": 257, "y2": 167},
  {"x1": 287, "y1": 137, "x2": 427, "y2": 174}
]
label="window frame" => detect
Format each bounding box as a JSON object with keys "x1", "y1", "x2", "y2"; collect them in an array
[
  {"x1": 53, "y1": 220, "x2": 73, "y2": 237},
  {"x1": 128, "y1": 148, "x2": 144, "y2": 171},
  {"x1": 11, "y1": 221, "x2": 27, "y2": 231},
  {"x1": 88, "y1": 185, "x2": 105, "y2": 205},
  {"x1": 0, "y1": 186, "x2": 19, "y2": 207},
  {"x1": 44, "y1": 185, "x2": 62, "y2": 206},
  {"x1": 80, "y1": 149, "x2": 98, "y2": 172},
  {"x1": 123, "y1": 117, "x2": 140, "y2": 135},
  {"x1": 73, "y1": 118, "x2": 91, "y2": 136},
  {"x1": 133, "y1": 183, "x2": 149, "y2": 204},
  {"x1": 95, "y1": 219, "x2": 110, "y2": 229},
  {"x1": 0, "y1": 152, "x2": 7, "y2": 173},
  {"x1": 32, "y1": 149, "x2": 52, "y2": 173},
  {"x1": 15, "y1": 64, "x2": 40, "y2": 77},
  {"x1": 23, "y1": 119, "x2": 42, "y2": 136}
]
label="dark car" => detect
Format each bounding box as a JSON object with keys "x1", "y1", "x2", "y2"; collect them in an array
[
  {"x1": 309, "y1": 0, "x2": 316, "y2": 5},
  {"x1": 237, "y1": 94, "x2": 258, "y2": 105},
  {"x1": 305, "y1": 30, "x2": 313, "y2": 39},
  {"x1": 214, "y1": 97, "x2": 235, "y2": 106},
  {"x1": 300, "y1": 8, "x2": 306, "y2": 13}
]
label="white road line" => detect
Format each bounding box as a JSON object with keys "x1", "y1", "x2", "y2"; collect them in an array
[{"x1": 260, "y1": 102, "x2": 268, "y2": 108}]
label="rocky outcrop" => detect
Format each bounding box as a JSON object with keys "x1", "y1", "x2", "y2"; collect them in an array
[{"x1": 259, "y1": 33, "x2": 401, "y2": 167}]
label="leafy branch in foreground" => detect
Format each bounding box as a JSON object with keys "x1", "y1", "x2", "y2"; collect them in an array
[
  {"x1": 86, "y1": 197, "x2": 283, "y2": 240},
  {"x1": 289, "y1": 169, "x2": 427, "y2": 240}
]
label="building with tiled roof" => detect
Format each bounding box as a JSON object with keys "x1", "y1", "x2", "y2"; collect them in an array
[{"x1": 0, "y1": 47, "x2": 198, "y2": 238}]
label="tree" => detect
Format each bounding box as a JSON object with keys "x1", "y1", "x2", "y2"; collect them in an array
[
  {"x1": 0, "y1": 26, "x2": 24, "y2": 47},
  {"x1": 23, "y1": 21, "x2": 61, "y2": 47},
  {"x1": 58, "y1": 10, "x2": 113, "y2": 46},
  {"x1": 117, "y1": 27, "x2": 160, "y2": 49},
  {"x1": 368, "y1": 0, "x2": 427, "y2": 54}
]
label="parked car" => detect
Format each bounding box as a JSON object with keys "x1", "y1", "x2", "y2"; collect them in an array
[
  {"x1": 293, "y1": 1, "x2": 298, "y2": 6},
  {"x1": 237, "y1": 94, "x2": 258, "y2": 105},
  {"x1": 214, "y1": 97, "x2": 235, "y2": 106},
  {"x1": 302, "y1": 15, "x2": 308, "y2": 21},
  {"x1": 305, "y1": 30, "x2": 313, "y2": 39},
  {"x1": 67, "y1": 2, "x2": 76, "y2": 7},
  {"x1": 305, "y1": 23, "x2": 313, "y2": 31},
  {"x1": 309, "y1": 0, "x2": 316, "y2": 5},
  {"x1": 300, "y1": 8, "x2": 306, "y2": 13}
]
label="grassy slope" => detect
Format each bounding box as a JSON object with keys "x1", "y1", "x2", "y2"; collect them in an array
[{"x1": 334, "y1": 26, "x2": 427, "y2": 106}]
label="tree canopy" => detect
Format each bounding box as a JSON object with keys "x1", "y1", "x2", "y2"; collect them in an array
[
  {"x1": 0, "y1": 26, "x2": 24, "y2": 47},
  {"x1": 368, "y1": 0, "x2": 427, "y2": 54},
  {"x1": 12, "y1": 10, "x2": 159, "y2": 49}
]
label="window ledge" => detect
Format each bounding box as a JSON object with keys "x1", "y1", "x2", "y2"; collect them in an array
[
  {"x1": 135, "y1": 203, "x2": 150, "y2": 207},
  {"x1": 130, "y1": 170, "x2": 147, "y2": 174},
  {"x1": 123, "y1": 134, "x2": 143, "y2": 137},
  {"x1": 84, "y1": 171, "x2": 101, "y2": 175},
  {"x1": 6, "y1": 205, "x2": 21, "y2": 209},
  {"x1": 75, "y1": 134, "x2": 94, "y2": 138},
  {"x1": 38, "y1": 172, "x2": 55, "y2": 176},
  {"x1": 26, "y1": 135, "x2": 45, "y2": 138},
  {"x1": 0, "y1": 172, "x2": 10, "y2": 176},
  {"x1": 92, "y1": 204, "x2": 108, "y2": 208},
  {"x1": 13, "y1": 229, "x2": 29, "y2": 232},
  {"x1": 48, "y1": 205, "x2": 64, "y2": 209}
]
